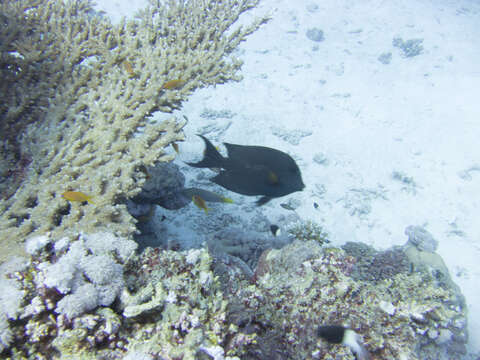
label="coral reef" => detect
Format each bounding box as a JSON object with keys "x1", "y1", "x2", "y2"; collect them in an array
[
  {"x1": 131, "y1": 162, "x2": 188, "y2": 211},
  {"x1": 342, "y1": 242, "x2": 410, "y2": 282},
  {"x1": 226, "y1": 240, "x2": 468, "y2": 359},
  {"x1": 33, "y1": 232, "x2": 137, "y2": 319},
  {"x1": 118, "y1": 247, "x2": 238, "y2": 359},
  {"x1": 0, "y1": 233, "x2": 242, "y2": 359},
  {"x1": 403, "y1": 226, "x2": 463, "y2": 298},
  {"x1": 208, "y1": 227, "x2": 293, "y2": 269},
  {"x1": 404, "y1": 225, "x2": 438, "y2": 252},
  {"x1": 127, "y1": 161, "x2": 200, "y2": 251},
  {"x1": 286, "y1": 219, "x2": 330, "y2": 245},
  {"x1": 0, "y1": 232, "x2": 135, "y2": 357},
  {"x1": 0, "y1": 227, "x2": 469, "y2": 359},
  {"x1": 0, "y1": 257, "x2": 28, "y2": 352},
  {"x1": 0, "y1": 0, "x2": 269, "y2": 262}
]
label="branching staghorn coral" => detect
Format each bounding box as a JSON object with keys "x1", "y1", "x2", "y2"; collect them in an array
[{"x1": 0, "y1": 0, "x2": 269, "y2": 261}]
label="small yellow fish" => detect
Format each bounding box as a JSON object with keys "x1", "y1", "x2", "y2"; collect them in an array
[
  {"x1": 123, "y1": 61, "x2": 137, "y2": 78},
  {"x1": 221, "y1": 197, "x2": 234, "y2": 203},
  {"x1": 192, "y1": 195, "x2": 209, "y2": 214},
  {"x1": 162, "y1": 79, "x2": 185, "y2": 90},
  {"x1": 61, "y1": 191, "x2": 94, "y2": 204}
]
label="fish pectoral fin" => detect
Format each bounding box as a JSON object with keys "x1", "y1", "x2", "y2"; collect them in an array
[{"x1": 256, "y1": 196, "x2": 272, "y2": 206}]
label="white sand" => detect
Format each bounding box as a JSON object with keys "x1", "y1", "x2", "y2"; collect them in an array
[{"x1": 96, "y1": 0, "x2": 480, "y2": 355}]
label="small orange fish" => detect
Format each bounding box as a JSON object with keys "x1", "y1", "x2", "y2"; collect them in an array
[
  {"x1": 61, "y1": 191, "x2": 94, "y2": 204},
  {"x1": 162, "y1": 79, "x2": 185, "y2": 90},
  {"x1": 192, "y1": 195, "x2": 209, "y2": 214},
  {"x1": 123, "y1": 61, "x2": 137, "y2": 78}
]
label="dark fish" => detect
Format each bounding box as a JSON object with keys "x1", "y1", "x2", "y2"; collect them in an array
[
  {"x1": 317, "y1": 325, "x2": 371, "y2": 360},
  {"x1": 187, "y1": 135, "x2": 305, "y2": 205},
  {"x1": 270, "y1": 224, "x2": 281, "y2": 237},
  {"x1": 280, "y1": 203, "x2": 296, "y2": 211}
]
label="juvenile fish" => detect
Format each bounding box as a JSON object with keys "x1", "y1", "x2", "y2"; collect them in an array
[
  {"x1": 123, "y1": 61, "x2": 137, "y2": 78},
  {"x1": 317, "y1": 325, "x2": 371, "y2": 360},
  {"x1": 162, "y1": 79, "x2": 185, "y2": 90},
  {"x1": 181, "y1": 188, "x2": 233, "y2": 204},
  {"x1": 61, "y1": 191, "x2": 94, "y2": 204},
  {"x1": 192, "y1": 194, "x2": 209, "y2": 214},
  {"x1": 270, "y1": 224, "x2": 281, "y2": 237}
]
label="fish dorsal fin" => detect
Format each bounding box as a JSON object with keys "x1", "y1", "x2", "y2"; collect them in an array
[
  {"x1": 224, "y1": 142, "x2": 298, "y2": 173},
  {"x1": 223, "y1": 143, "x2": 273, "y2": 165},
  {"x1": 187, "y1": 135, "x2": 225, "y2": 169}
]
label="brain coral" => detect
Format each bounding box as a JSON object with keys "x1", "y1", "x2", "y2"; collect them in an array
[{"x1": 0, "y1": 0, "x2": 268, "y2": 261}]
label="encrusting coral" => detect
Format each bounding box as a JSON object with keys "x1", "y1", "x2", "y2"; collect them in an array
[{"x1": 0, "y1": 0, "x2": 269, "y2": 262}]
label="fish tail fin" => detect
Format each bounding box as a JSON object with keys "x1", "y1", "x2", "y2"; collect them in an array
[
  {"x1": 187, "y1": 135, "x2": 226, "y2": 169},
  {"x1": 86, "y1": 197, "x2": 95, "y2": 204}
]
